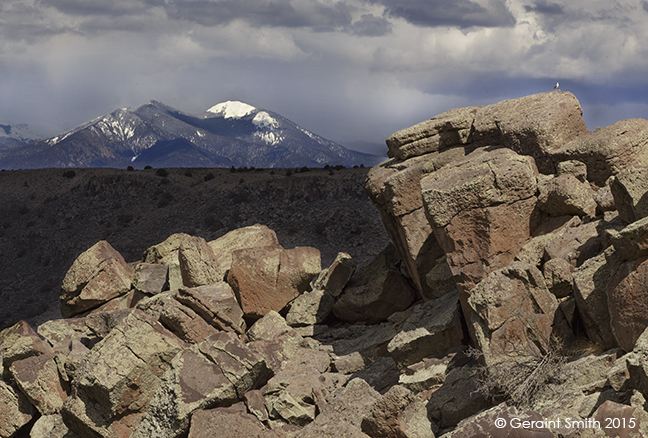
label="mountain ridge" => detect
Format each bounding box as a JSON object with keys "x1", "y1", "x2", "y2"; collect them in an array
[{"x1": 0, "y1": 100, "x2": 384, "y2": 169}]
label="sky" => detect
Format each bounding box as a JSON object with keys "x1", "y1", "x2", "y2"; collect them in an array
[{"x1": 1, "y1": 0, "x2": 648, "y2": 156}]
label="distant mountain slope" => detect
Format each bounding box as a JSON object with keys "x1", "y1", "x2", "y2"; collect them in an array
[
  {"x1": 0, "y1": 121, "x2": 59, "y2": 151},
  {"x1": 0, "y1": 101, "x2": 383, "y2": 169}
]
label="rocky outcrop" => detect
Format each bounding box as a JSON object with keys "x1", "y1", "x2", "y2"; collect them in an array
[{"x1": 13, "y1": 92, "x2": 648, "y2": 437}]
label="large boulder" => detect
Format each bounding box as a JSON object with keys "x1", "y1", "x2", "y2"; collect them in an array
[
  {"x1": 387, "y1": 292, "x2": 464, "y2": 370},
  {"x1": 472, "y1": 90, "x2": 589, "y2": 173},
  {"x1": 551, "y1": 118, "x2": 648, "y2": 186},
  {"x1": 385, "y1": 106, "x2": 482, "y2": 160},
  {"x1": 9, "y1": 353, "x2": 68, "y2": 415},
  {"x1": 332, "y1": 243, "x2": 416, "y2": 324},
  {"x1": 132, "y1": 263, "x2": 168, "y2": 295},
  {"x1": 421, "y1": 147, "x2": 539, "y2": 300},
  {"x1": 208, "y1": 223, "x2": 279, "y2": 281},
  {"x1": 60, "y1": 240, "x2": 134, "y2": 317},
  {"x1": 61, "y1": 309, "x2": 187, "y2": 437},
  {"x1": 465, "y1": 262, "x2": 558, "y2": 366},
  {"x1": 361, "y1": 384, "x2": 433, "y2": 438},
  {"x1": 227, "y1": 245, "x2": 321, "y2": 320},
  {"x1": 142, "y1": 233, "x2": 192, "y2": 290},
  {"x1": 178, "y1": 235, "x2": 222, "y2": 288},
  {"x1": 607, "y1": 216, "x2": 648, "y2": 261},
  {"x1": 610, "y1": 166, "x2": 648, "y2": 224},
  {"x1": 537, "y1": 173, "x2": 597, "y2": 218}
]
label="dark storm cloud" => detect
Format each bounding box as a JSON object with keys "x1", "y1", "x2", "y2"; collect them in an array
[
  {"x1": 369, "y1": 0, "x2": 516, "y2": 28},
  {"x1": 163, "y1": 0, "x2": 352, "y2": 29},
  {"x1": 0, "y1": 3, "x2": 71, "y2": 42},
  {"x1": 350, "y1": 13, "x2": 392, "y2": 36},
  {"x1": 36, "y1": 0, "x2": 159, "y2": 17},
  {"x1": 643, "y1": 1, "x2": 648, "y2": 13},
  {"x1": 524, "y1": 1, "x2": 564, "y2": 15}
]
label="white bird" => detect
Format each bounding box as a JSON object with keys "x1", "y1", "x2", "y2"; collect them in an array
[{"x1": 554, "y1": 82, "x2": 559, "y2": 89}]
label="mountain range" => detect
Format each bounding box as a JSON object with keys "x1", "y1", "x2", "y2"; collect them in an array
[{"x1": 0, "y1": 101, "x2": 384, "y2": 169}]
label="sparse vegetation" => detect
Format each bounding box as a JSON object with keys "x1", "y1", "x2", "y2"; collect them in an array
[
  {"x1": 156, "y1": 168, "x2": 169, "y2": 177},
  {"x1": 204, "y1": 213, "x2": 224, "y2": 232},
  {"x1": 62, "y1": 170, "x2": 76, "y2": 178},
  {"x1": 204, "y1": 172, "x2": 215, "y2": 181}
]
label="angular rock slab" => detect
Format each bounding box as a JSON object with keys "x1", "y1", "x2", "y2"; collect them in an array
[
  {"x1": 10, "y1": 353, "x2": 68, "y2": 415},
  {"x1": 312, "y1": 252, "x2": 356, "y2": 298},
  {"x1": 0, "y1": 379, "x2": 35, "y2": 438},
  {"x1": 178, "y1": 235, "x2": 222, "y2": 287},
  {"x1": 333, "y1": 243, "x2": 416, "y2": 324},
  {"x1": 60, "y1": 240, "x2": 134, "y2": 317},
  {"x1": 1, "y1": 320, "x2": 52, "y2": 385},
  {"x1": 552, "y1": 118, "x2": 648, "y2": 186},
  {"x1": 426, "y1": 365, "x2": 490, "y2": 429},
  {"x1": 537, "y1": 173, "x2": 597, "y2": 218},
  {"x1": 227, "y1": 245, "x2": 321, "y2": 319},
  {"x1": 387, "y1": 292, "x2": 464, "y2": 370},
  {"x1": 465, "y1": 261, "x2": 558, "y2": 366},
  {"x1": 472, "y1": 90, "x2": 589, "y2": 174},
  {"x1": 133, "y1": 262, "x2": 169, "y2": 295},
  {"x1": 137, "y1": 291, "x2": 220, "y2": 344},
  {"x1": 208, "y1": 223, "x2": 279, "y2": 281},
  {"x1": 188, "y1": 407, "x2": 285, "y2": 438},
  {"x1": 607, "y1": 216, "x2": 648, "y2": 261},
  {"x1": 422, "y1": 147, "x2": 539, "y2": 297},
  {"x1": 441, "y1": 403, "x2": 554, "y2": 438},
  {"x1": 365, "y1": 153, "x2": 451, "y2": 300},
  {"x1": 286, "y1": 289, "x2": 335, "y2": 327},
  {"x1": 607, "y1": 256, "x2": 648, "y2": 352},
  {"x1": 294, "y1": 378, "x2": 381, "y2": 438},
  {"x1": 386, "y1": 105, "x2": 482, "y2": 160},
  {"x1": 175, "y1": 283, "x2": 245, "y2": 336},
  {"x1": 361, "y1": 385, "x2": 433, "y2": 438},
  {"x1": 30, "y1": 414, "x2": 78, "y2": 438},
  {"x1": 61, "y1": 309, "x2": 187, "y2": 438}
]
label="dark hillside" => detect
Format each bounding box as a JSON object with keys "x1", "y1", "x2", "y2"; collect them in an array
[{"x1": 0, "y1": 166, "x2": 388, "y2": 329}]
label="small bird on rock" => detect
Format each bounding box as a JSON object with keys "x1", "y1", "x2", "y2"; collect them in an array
[{"x1": 554, "y1": 82, "x2": 559, "y2": 89}]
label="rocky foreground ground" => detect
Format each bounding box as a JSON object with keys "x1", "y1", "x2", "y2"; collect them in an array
[{"x1": 5, "y1": 90, "x2": 648, "y2": 437}]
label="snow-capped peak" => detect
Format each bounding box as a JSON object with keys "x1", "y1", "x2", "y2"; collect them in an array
[{"x1": 207, "y1": 101, "x2": 256, "y2": 119}]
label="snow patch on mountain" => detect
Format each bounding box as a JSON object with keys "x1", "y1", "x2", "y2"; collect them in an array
[
  {"x1": 252, "y1": 111, "x2": 279, "y2": 129},
  {"x1": 254, "y1": 131, "x2": 283, "y2": 145},
  {"x1": 207, "y1": 101, "x2": 256, "y2": 119}
]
